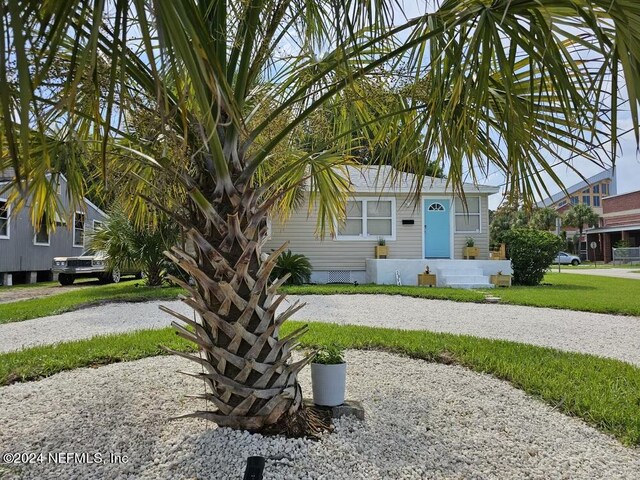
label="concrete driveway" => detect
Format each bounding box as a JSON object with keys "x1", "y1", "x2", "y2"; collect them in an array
[{"x1": 558, "y1": 267, "x2": 640, "y2": 280}]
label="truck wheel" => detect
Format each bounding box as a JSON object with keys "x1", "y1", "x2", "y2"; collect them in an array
[
  {"x1": 112, "y1": 267, "x2": 121, "y2": 283},
  {"x1": 59, "y1": 274, "x2": 75, "y2": 286}
]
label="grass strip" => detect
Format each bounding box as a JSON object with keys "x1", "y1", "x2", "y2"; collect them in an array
[
  {"x1": 0, "y1": 282, "x2": 183, "y2": 324},
  {"x1": 283, "y1": 272, "x2": 640, "y2": 317},
  {"x1": 1, "y1": 322, "x2": 639, "y2": 446}
]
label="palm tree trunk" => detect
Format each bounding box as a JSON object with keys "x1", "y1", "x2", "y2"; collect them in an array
[{"x1": 159, "y1": 184, "x2": 324, "y2": 434}]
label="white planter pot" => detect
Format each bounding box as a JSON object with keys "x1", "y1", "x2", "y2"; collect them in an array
[{"x1": 311, "y1": 362, "x2": 347, "y2": 407}]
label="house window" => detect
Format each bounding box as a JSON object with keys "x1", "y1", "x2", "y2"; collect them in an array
[
  {"x1": 571, "y1": 196, "x2": 578, "y2": 205},
  {"x1": 93, "y1": 220, "x2": 103, "y2": 231},
  {"x1": 582, "y1": 195, "x2": 590, "y2": 206},
  {"x1": 454, "y1": 197, "x2": 481, "y2": 232},
  {"x1": 0, "y1": 199, "x2": 9, "y2": 239},
  {"x1": 34, "y1": 214, "x2": 50, "y2": 246},
  {"x1": 336, "y1": 198, "x2": 395, "y2": 240},
  {"x1": 593, "y1": 196, "x2": 601, "y2": 207},
  {"x1": 593, "y1": 185, "x2": 599, "y2": 194},
  {"x1": 73, "y1": 212, "x2": 85, "y2": 247},
  {"x1": 582, "y1": 188, "x2": 590, "y2": 193},
  {"x1": 558, "y1": 199, "x2": 567, "y2": 207}
]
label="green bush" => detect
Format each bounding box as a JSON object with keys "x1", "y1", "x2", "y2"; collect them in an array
[
  {"x1": 271, "y1": 250, "x2": 312, "y2": 285},
  {"x1": 505, "y1": 229, "x2": 563, "y2": 286},
  {"x1": 313, "y1": 344, "x2": 345, "y2": 364}
]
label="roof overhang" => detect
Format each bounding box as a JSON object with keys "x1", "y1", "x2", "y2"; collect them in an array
[{"x1": 586, "y1": 224, "x2": 640, "y2": 234}]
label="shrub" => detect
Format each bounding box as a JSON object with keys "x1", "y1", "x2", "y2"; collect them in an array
[
  {"x1": 505, "y1": 228, "x2": 563, "y2": 286},
  {"x1": 271, "y1": 250, "x2": 312, "y2": 285},
  {"x1": 89, "y1": 210, "x2": 179, "y2": 286},
  {"x1": 313, "y1": 344, "x2": 345, "y2": 364}
]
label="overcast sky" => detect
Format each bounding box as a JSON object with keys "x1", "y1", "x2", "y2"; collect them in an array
[{"x1": 394, "y1": 1, "x2": 640, "y2": 209}]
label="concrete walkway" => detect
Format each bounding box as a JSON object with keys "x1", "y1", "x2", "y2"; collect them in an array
[
  {"x1": 1, "y1": 295, "x2": 639, "y2": 367},
  {"x1": 558, "y1": 267, "x2": 640, "y2": 280}
]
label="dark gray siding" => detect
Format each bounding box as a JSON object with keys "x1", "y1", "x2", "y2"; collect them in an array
[{"x1": 0, "y1": 176, "x2": 106, "y2": 273}]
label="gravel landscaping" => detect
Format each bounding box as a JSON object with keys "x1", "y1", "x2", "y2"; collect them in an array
[
  {"x1": 2, "y1": 295, "x2": 640, "y2": 367},
  {"x1": 1, "y1": 350, "x2": 638, "y2": 480}
]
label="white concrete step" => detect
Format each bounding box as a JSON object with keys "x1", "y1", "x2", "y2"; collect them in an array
[
  {"x1": 446, "y1": 282, "x2": 495, "y2": 289},
  {"x1": 443, "y1": 275, "x2": 490, "y2": 283},
  {"x1": 437, "y1": 268, "x2": 484, "y2": 276}
]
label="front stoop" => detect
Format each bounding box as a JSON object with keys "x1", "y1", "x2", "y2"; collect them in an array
[{"x1": 437, "y1": 267, "x2": 494, "y2": 289}]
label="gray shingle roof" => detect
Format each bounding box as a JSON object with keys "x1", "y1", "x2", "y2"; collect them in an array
[
  {"x1": 344, "y1": 165, "x2": 499, "y2": 194},
  {"x1": 536, "y1": 167, "x2": 616, "y2": 208}
]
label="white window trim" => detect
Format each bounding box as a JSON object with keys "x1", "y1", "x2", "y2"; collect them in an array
[
  {"x1": 93, "y1": 219, "x2": 103, "y2": 231},
  {"x1": 0, "y1": 198, "x2": 9, "y2": 240},
  {"x1": 454, "y1": 196, "x2": 482, "y2": 233},
  {"x1": 73, "y1": 211, "x2": 85, "y2": 248},
  {"x1": 335, "y1": 197, "x2": 396, "y2": 241}
]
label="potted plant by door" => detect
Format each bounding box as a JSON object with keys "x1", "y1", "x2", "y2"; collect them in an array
[
  {"x1": 374, "y1": 237, "x2": 389, "y2": 259},
  {"x1": 463, "y1": 237, "x2": 479, "y2": 259},
  {"x1": 311, "y1": 345, "x2": 346, "y2": 407}
]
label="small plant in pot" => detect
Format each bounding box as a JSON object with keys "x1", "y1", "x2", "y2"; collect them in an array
[
  {"x1": 311, "y1": 344, "x2": 346, "y2": 407},
  {"x1": 466, "y1": 237, "x2": 475, "y2": 247}
]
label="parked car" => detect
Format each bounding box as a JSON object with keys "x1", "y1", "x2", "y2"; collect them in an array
[
  {"x1": 52, "y1": 250, "x2": 139, "y2": 285},
  {"x1": 553, "y1": 251, "x2": 581, "y2": 266}
]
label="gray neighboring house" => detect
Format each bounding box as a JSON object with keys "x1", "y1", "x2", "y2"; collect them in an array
[{"x1": 0, "y1": 169, "x2": 107, "y2": 285}]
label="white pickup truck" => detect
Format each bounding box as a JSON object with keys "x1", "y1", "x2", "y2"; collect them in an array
[{"x1": 52, "y1": 250, "x2": 139, "y2": 285}]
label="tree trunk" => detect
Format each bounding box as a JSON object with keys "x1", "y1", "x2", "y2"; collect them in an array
[{"x1": 160, "y1": 184, "x2": 318, "y2": 433}]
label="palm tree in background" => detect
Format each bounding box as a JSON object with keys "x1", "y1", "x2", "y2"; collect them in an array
[
  {"x1": 564, "y1": 203, "x2": 601, "y2": 252},
  {"x1": 1, "y1": 1, "x2": 640, "y2": 434}
]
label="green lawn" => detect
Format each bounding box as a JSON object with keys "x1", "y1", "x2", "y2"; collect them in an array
[
  {"x1": 1, "y1": 322, "x2": 639, "y2": 446},
  {"x1": 0, "y1": 282, "x2": 183, "y2": 324},
  {"x1": 283, "y1": 272, "x2": 640, "y2": 316}
]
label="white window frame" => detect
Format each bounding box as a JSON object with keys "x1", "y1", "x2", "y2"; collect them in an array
[
  {"x1": 0, "y1": 198, "x2": 9, "y2": 240},
  {"x1": 335, "y1": 197, "x2": 396, "y2": 241},
  {"x1": 33, "y1": 214, "x2": 51, "y2": 246},
  {"x1": 93, "y1": 219, "x2": 103, "y2": 231},
  {"x1": 73, "y1": 211, "x2": 85, "y2": 248},
  {"x1": 454, "y1": 196, "x2": 482, "y2": 233}
]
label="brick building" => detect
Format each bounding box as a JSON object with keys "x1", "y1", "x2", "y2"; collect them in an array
[
  {"x1": 536, "y1": 168, "x2": 616, "y2": 258},
  {"x1": 585, "y1": 190, "x2": 640, "y2": 263},
  {"x1": 536, "y1": 167, "x2": 616, "y2": 216}
]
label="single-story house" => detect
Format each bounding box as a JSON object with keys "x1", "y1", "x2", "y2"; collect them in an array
[
  {"x1": 266, "y1": 166, "x2": 511, "y2": 288},
  {"x1": 0, "y1": 170, "x2": 107, "y2": 285}
]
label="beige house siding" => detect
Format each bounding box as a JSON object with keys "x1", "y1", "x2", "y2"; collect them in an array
[
  {"x1": 267, "y1": 193, "x2": 421, "y2": 271},
  {"x1": 266, "y1": 192, "x2": 492, "y2": 270}
]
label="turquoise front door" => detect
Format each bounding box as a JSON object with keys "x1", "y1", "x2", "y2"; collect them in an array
[{"x1": 424, "y1": 199, "x2": 451, "y2": 258}]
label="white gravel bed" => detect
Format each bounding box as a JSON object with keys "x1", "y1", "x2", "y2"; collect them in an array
[
  {"x1": 1, "y1": 351, "x2": 638, "y2": 479},
  {"x1": 0, "y1": 301, "x2": 193, "y2": 352},
  {"x1": 2, "y1": 294, "x2": 639, "y2": 368},
  {"x1": 291, "y1": 294, "x2": 640, "y2": 366}
]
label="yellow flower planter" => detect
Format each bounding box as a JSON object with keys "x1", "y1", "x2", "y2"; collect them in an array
[
  {"x1": 418, "y1": 273, "x2": 437, "y2": 287},
  {"x1": 463, "y1": 246, "x2": 479, "y2": 259},
  {"x1": 374, "y1": 245, "x2": 389, "y2": 259},
  {"x1": 490, "y1": 274, "x2": 512, "y2": 287}
]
